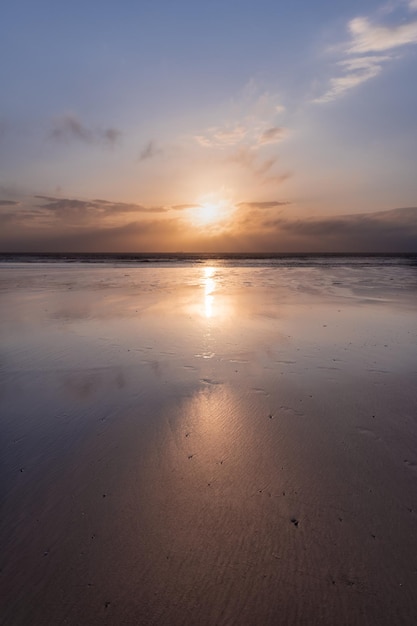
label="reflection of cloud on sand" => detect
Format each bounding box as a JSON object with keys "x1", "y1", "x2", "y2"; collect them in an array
[{"x1": 63, "y1": 367, "x2": 127, "y2": 400}]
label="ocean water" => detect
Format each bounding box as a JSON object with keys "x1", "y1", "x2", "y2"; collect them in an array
[{"x1": 1, "y1": 251, "x2": 417, "y2": 266}]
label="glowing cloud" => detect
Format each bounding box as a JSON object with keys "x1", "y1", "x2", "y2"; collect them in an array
[{"x1": 195, "y1": 125, "x2": 247, "y2": 148}]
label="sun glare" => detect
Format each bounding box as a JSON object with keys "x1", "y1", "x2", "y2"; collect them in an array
[
  {"x1": 187, "y1": 193, "x2": 235, "y2": 229},
  {"x1": 198, "y1": 202, "x2": 223, "y2": 226}
]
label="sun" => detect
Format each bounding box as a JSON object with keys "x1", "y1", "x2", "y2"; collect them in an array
[
  {"x1": 187, "y1": 193, "x2": 235, "y2": 229},
  {"x1": 195, "y1": 201, "x2": 224, "y2": 226}
]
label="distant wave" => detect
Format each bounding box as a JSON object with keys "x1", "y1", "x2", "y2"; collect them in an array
[{"x1": 0, "y1": 252, "x2": 416, "y2": 268}]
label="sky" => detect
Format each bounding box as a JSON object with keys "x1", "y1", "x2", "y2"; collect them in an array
[{"x1": 1, "y1": 0, "x2": 417, "y2": 252}]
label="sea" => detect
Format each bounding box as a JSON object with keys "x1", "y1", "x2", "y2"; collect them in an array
[{"x1": 1, "y1": 251, "x2": 416, "y2": 267}]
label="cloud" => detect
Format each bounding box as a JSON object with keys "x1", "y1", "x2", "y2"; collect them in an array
[
  {"x1": 265, "y1": 171, "x2": 293, "y2": 185},
  {"x1": 0, "y1": 199, "x2": 20, "y2": 206},
  {"x1": 193, "y1": 85, "x2": 288, "y2": 154},
  {"x1": 0, "y1": 209, "x2": 43, "y2": 225},
  {"x1": 255, "y1": 156, "x2": 277, "y2": 177},
  {"x1": 1, "y1": 199, "x2": 416, "y2": 253},
  {"x1": 139, "y1": 140, "x2": 163, "y2": 161},
  {"x1": 228, "y1": 146, "x2": 291, "y2": 184},
  {"x1": 37, "y1": 199, "x2": 96, "y2": 212},
  {"x1": 264, "y1": 206, "x2": 417, "y2": 251},
  {"x1": 4, "y1": 204, "x2": 223, "y2": 252},
  {"x1": 348, "y1": 15, "x2": 417, "y2": 54},
  {"x1": 36, "y1": 196, "x2": 165, "y2": 214},
  {"x1": 7, "y1": 196, "x2": 168, "y2": 230},
  {"x1": 257, "y1": 126, "x2": 286, "y2": 145},
  {"x1": 315, "y1": 55, "x2": 389, "y2": 102},
  {"x1": 0, "y1": 194, "x2": 179, "y2": 252},
  {"x1": 195, "y1": 125, "x2": 247, "y2": 148},
  {"x1": 189, "y1": 88, "x2": 291, "y2": 186},
  {"x1": 0, "y1": 213, "x2": 193, "y2": 253},
  {"x1": 229, "y1": 147, "x2": 276, "y2": 180},
  {"x1": 102, "y1": 128, "x2": 122, "y2": 146},
  {"x1": 34, "y1": 195, "x2": 60, "y2": 202},
  {"x1": 237, "y1": 201, "x2": 291, "y2": 210},
  {"x1": 50, "y1": 114, "x2": 122, "y2": 147},
  {"x1": 316, "y1": 6, "x2": 417, "y2": 102},
  {"x1": 196, "y1": 123, "x2": 288, "y2": 149},
  {"x1": 0, "y1": 183, "x2": 24, "y2": 197},
  {"x1": 171, "y1": 203, "x2": 201, "y2": 210}
]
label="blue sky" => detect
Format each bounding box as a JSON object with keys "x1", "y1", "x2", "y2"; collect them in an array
[{"x1": 1, "y1": 0, "x2": 417, "y2": 251}]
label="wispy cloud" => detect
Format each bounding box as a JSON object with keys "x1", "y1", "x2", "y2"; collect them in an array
[
  {"x1": 29, "y1": 196, "x2": 166, "y2": 227},
  {"x1": 195, "y1": 123, "x2": 288, "y2": 150},
  {"x1": 348, "y1": 15, "x2": 417, "y2": 53},
  {"x1": 237, "y1": 201, "x2": 291, "y2": 210},
  {"x1": 315, "y1": 55, "x2": 390, "y2": 102},
  {"x1": 171, "y1": 203, "x2": 201, "y2": 211},
  {"x1": 257, "y1": 126, "x2": 287, "y2": 146},
  {"x1": 228, "y1": 146, "x2": 291, "y2": 184},
  {"x1": 0, "y1": 199, "x2": 20, "y2": 206},
  {"x1": 195, "y1": 125, "x2": 248, "y2": 148},
  {"x1": 189, "y1": 87, "x2": 291, "y2": 184},
  {"x1": 90, "y1": 199, "x2": 166, "y2": 213},
  {"x1": 193, "y1": 85, "x2": 287, "y2": 151},
  {"x1": 316, "y1": 4, "x2": 417, "y2": 102},
  {"x1": 50, "y1": 114, "x2": 122, "y2": 147},
  {"x1": 139, "y1": 140, "x2": 163, "y2": 161}
]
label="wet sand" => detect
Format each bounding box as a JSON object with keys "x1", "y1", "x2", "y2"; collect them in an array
[{"x1": 1, "y1": 261, "x2": 417, "y2": 625}]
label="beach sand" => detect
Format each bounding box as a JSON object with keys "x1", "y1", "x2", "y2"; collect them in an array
[{"x1": 1, "y1": 261, "x2": 417, "y2": 625}]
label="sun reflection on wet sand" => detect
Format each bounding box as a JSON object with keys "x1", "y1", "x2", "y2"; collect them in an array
[
  {"x1": 199, "y1": 265, "x2": 234, "y2": 322},
  {"x1": 204, "y1": 266, "x2": 216, "y2": 319}
]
